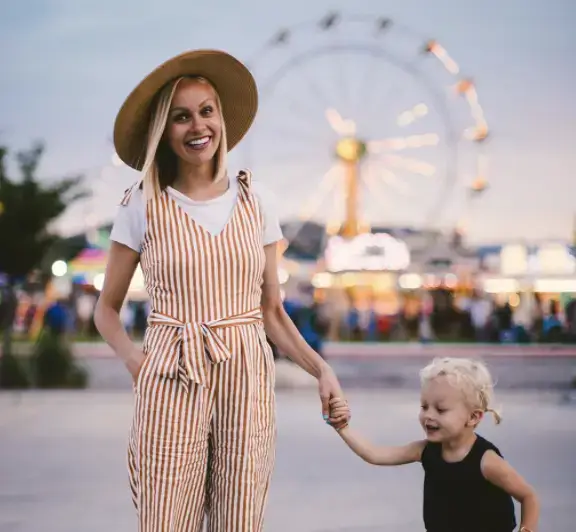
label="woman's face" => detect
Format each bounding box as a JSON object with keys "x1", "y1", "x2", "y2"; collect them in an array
[{"x1": 164, "y1": 78, "x2": 222, "y2": 168}]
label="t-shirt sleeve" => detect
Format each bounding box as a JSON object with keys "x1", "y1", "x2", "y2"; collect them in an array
[
  {"x1": 109, "y1": 185, "x2": 146, "y2": 253},
  {"x1": 251, "y1": 180, "x2": 284, "y2": 246}
]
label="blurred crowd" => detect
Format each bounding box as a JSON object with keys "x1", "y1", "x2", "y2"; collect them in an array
[
  {"x1": 2, "y1": 284, "x2": 575, "y2": 349},
  {"x1": 326, "y1": 291, "x2": 576, "y2": 344}
]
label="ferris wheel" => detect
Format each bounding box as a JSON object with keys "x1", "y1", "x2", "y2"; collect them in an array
[{"x1": 240, "y1": 12, "x2": 490, "y2": 246}]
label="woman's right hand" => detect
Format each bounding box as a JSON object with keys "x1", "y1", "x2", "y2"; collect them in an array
[{"x1": 124, "y1": 347, "x2": 146, "y2": 383}]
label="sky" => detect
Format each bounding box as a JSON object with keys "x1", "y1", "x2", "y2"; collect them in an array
[{"x1": 1, "y1": 0, "x2": 575, "y2": 244}]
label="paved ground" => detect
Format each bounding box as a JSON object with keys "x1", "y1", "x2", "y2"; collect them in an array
[
  {"x1": 47, "y1": 341, "x2": 576, "y2": 359},
  {"x1": 7, "y1": 340, "x2": 576, "y2": 359},
  {"x1": 82, "y1": 353, "x2": 576, "y2": 391},
  {"x1": 0, "y1": 389, "x2": 574, "y2": 531},
  {"x1": 7, "y1": 340, "x2": 576, "y2": 390}
]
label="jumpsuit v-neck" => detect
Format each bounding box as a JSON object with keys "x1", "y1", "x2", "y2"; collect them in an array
[{"x1": 121, "y1": 171, "x2": 277, "y2": 531}]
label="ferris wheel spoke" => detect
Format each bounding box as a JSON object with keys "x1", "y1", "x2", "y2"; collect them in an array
[
  {"x1": 353, "y1": 52, "x2": 425, "y2": 132},
  {"x1": 367, "y1": 133, "x2": 440, "y2": 153},
  {"x1": 267, "y1": 84, "x2": 331, "y2": 125},
  {"x1": 396, "y1": 103, "x2": 429, "y2": 127},
  {"x1": 325, "y1": 172, "x2": 346, "y2": 235},
  {"x1": 371, "y1": 166, "x2": 413, "y2": 196},
  {"x1": 296, "y1": 63, "x2": 347, "y2": 120},
  {"x1": 360, "y1": 168, "x2": 392, "y2": 222},
  {"x1": 329, "y1": 48, "x2": 353, "y2": 118},
  {"x1": 296, "y1": 165, "x2": 342, "y2": 219},
  {"x1": 377, "y1": 153, "x2": 437, "y2": 177},
  {"x1": 354, "y1": 55, "x2": 394, "y2": 124},
  {"x1": 282, "y1": 165, "x2": 342, "y2": 242},
  {"x1": 253, "y1": 121, "x2": 329, "y2": 145},
  {"x1": 325, "y1": 107, "x2": 356, "y2": 136}
]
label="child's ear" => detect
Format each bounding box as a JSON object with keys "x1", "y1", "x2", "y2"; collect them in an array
[{"x1": 466, "y1": 409, "x2": 484, "y2": 428}]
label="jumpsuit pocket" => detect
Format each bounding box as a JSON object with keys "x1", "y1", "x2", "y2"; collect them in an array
[
  {"x1": 255, "y1": 327, "x2": 276, "y2": 389},
  {"x1": 134, "y1": 350, "x2": 154, "y2": 393}
]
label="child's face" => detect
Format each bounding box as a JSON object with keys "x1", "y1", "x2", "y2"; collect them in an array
[{"x1": 419, "y1": 376, "x2": 481, "y2": 443}]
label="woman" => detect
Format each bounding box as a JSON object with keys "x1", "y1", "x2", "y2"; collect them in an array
[{"x1": 94, "y1": 49, "x2": 350, "y2": 531}]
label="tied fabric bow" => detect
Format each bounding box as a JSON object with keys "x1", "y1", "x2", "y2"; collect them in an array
[{"x1": 147, "y1": 308, "x2": 263, "y2": 391}]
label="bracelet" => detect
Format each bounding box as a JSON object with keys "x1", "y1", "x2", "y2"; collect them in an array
[{"x1": 519, "y1": 527, "x2": 533, "y2": 532}]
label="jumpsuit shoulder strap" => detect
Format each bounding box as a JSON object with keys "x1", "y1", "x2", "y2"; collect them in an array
[
  {"x1": 236, "y1": 169, "x2": 263, "y2": 224},
  {"x1": 119, "y1": 180, "x2": 143, "y2": 206},
  {"x1": 237, "y1": 169, "x2": 253, "y2": 192}
]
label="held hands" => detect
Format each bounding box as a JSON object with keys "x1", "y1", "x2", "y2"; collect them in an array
[
  {"x1": 328, "y1": 397, "x2": 351, "y2": 431},
  {"x1": 317, "y1": 364, "x2": 351, "y2": 429}
]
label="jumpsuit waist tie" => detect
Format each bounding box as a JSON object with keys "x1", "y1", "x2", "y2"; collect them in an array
[{"x1": 147, "y1": 308, "x2": 264, "y2": 391}]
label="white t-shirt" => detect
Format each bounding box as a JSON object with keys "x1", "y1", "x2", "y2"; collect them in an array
[{"x1": 110, "y1": 177, "x2": 284, "y2": 253}]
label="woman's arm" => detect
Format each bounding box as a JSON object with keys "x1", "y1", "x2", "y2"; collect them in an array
[
  {"x1": 93, "y1": 241, "x2": 144, "y2": 380},
  {"x1": 481, "y1": 450, "x2": 539, "y2": 531},
  {"x1": 261, "y1": 244, "x2": 326, "y2": 378},
  {"x1": 261, "y1": 243, "x2": 348, "y2": 422}
]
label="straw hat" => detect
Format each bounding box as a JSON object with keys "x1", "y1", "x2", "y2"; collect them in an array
[{"x1": 113, "y1": 49, "x2": 258, "y2": 170}]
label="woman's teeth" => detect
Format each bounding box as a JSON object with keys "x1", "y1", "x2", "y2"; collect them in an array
[{"x1": 186, "y1": 137, "x2": 210, "y2": 149}]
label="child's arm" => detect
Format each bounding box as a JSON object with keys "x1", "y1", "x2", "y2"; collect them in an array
[
  {"x1": 481, "y1": 450, "x2": 539, "y2": 532},
  {"x1": 336, "y1": 425, "x2": 426, "y2": 466}
]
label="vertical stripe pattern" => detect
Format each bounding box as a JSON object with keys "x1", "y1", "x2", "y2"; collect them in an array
[{"x1": 126, "y1": 171, "x2": 276, "y2": 531}]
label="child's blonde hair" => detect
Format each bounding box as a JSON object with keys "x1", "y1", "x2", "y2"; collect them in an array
[{"x1": 419, "y1": 357, "x2": 502, "y2": 425}]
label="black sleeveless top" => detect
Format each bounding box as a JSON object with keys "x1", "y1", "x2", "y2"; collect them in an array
[{"x1": 421, "y1": 434, "x2": 517, "y2": 532}]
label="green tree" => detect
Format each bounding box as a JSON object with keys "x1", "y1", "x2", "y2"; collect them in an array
[{"x1": 0, "y1": 142, "x2": 88, "y2": 384}]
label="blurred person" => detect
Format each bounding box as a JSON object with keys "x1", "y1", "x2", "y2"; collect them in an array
[
  {"x1": 346, "y1": 306, "x2": 361, "y2": 341},
  {"x1": 329, "y1": 357, "x2": 539, "y2": 532},
  {"x1": 470, "y1": 291, "x2": 492, "y2": 343},
  {"x1": 75, "y1": 291, "x2": 95, "y2": 336},
  {"x1": 94, "y1": 49, "x2": 349, "y2": 531},
  {"x1": 23, "y1": 294, "x2": 39, "y2": 336},
  {"x1": 542, "y1": 299, "x2": 563, "y2": 342},
  {"x1": 298, "y1": 300, "x2": 329, "y2": 359},
  {"x1": 564, "y1": 296, "x2": 576, "y2": 342},
  {"x1": 513, "y1": 292, "x2": 535, "y2": 344},
  {"x1": 496, "y1": 302, "x2": 515, "y2": 343},
  {"x1": 530, "y1": 293, "x2": 544, "y2": 341},
  {"x1": 418, "y1": 291, "x2": 435, "y2": 343},
  {"x1": 43, "y1": 298, "x2": 69, "y2": 337}
]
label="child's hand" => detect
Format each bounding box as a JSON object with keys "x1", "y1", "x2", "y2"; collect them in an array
[{"x1": 328, "y1": 397, "x2": 350, "y2": 430}]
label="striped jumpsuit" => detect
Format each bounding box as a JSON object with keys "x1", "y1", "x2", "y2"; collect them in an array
[{"x1": 122, "y1": 171, "x2": 276, "y2": 531}]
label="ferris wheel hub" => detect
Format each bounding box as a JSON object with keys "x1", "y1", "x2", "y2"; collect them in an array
[{"x1": 335, "y1": 137, "x2": 367, "y2": 163}]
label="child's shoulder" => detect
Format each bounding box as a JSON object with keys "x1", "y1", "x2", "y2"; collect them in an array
[{"x1": 474, "y1": 434, "x2": 504, "y2": 458}]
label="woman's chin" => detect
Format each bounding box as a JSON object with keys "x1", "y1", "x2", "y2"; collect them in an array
[{"x1": 177, "y1": 151, "x2": 215, "y2": 168}]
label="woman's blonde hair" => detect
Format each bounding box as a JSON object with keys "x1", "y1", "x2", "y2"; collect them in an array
[
  {"x1": 140, "y1": 76, "x2": 228, "y2": 200},
  {"x1": 419, "y1": 357, "x2": 502, "y2": 425}
]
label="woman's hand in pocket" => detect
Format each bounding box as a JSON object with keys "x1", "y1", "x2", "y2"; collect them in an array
[{"x1": 124, "y1": 347, "x2": 147, "y2": 384}]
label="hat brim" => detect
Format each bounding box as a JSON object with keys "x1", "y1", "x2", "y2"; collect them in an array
[{"x1": 113, "y1": 50, "x2": 257, "y2": 171}]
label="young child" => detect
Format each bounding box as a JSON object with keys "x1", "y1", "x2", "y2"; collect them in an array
[{"x1": 329, "y1": 357, "x2": 539, "y2": 532}]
